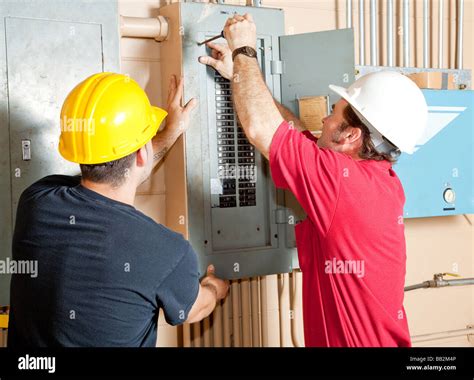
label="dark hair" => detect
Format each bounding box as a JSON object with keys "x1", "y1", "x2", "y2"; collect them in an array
[
  {"x1": 80, "y1": 151, "x2": 137, "y2": 187},
  {"x1": 341, "y1": 105, "x2": 397, "y2": 163}
]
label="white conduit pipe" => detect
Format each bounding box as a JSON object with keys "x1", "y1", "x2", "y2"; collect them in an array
[
  {"x1": 192, "y1": 321, "x2": 201, "y2": 347},
  {"x1": 182, "y1": 323, "x2": 191, "y2": 347},
  {"x1": 223, "y1": 287, "x2": 232, "y2": 347},
  {"x1": 250, "y1": 277, "x2": 261, "y2": 347},
  {"x1": 212, "y1": 302, "x2": 223, "y2": 347},
  {"x1": 290, "y1": 271, "x2": 304, "y2": 347},
  {"x1": 260, "y1": 276, "x2": 269, "y2": 346},
  {"x1": 231, "y1": 281, "x2": 241, "y2": 347},
  {"x1": 278, "y1": 273, "x2": 292, "y2": 347},
  {"x1": 241, "y1": 279, "x2": 252, "y2": 347},
  {"x1": 203, "y1": 316, "x2": 211, "y2": 347},
  {"x1": 260, "y1": 275, "x2": 281, "y2": 347},
  {"x1": 119, "y1": 16, "x2": 169, "y2": 41},
  {"x1": 359, "y1": 0, "x2": 365, "y2": 65}
]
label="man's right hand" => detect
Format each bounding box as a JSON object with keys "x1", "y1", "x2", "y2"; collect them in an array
[
  {"x1": 198, "y1": 42, "x2": 233, "y2": 81},
  {"x1": 185, "y1": 265, "x2": 229, "y2": 323},
  {"x1": 200, "y1": 264, "x2": 229, "y2": 301}
]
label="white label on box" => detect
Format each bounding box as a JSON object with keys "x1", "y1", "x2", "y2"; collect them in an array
[{"x1": 210, "y1": 178, "x2": 223, "y2": 195}]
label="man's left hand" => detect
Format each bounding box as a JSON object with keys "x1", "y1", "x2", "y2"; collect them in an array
[
  {"x1": 165, "y1": 75, "x2": 197, "y2": 135},
  {"x1": 223, "y1": 13, "x2": 257, "y2": 52}
]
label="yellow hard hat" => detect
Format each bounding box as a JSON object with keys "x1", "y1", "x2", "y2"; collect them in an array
[{"x1": 59, "y1": 72, "x2": 168, "y2": 164}]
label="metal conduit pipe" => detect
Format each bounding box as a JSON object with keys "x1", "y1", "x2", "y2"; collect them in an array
[
  {"x1": 438, "y1": 0, "x2": 444, "y2": 68},
  {"x1": 387, "y1": 0, "x2": 394, "y2": 66},
  {"x1": 456, "y1": 0, "x2": 464, "y2": 69},
  {"x1": 246, "y1": 0, "x2": 261, "y2": 6},
  {"x1": 403, "y1": 0, "x2": 410, "y2": 67},
  {"x1": 412, "y1": 327, "x2": 474, "y2": 343},
  {"x1": 359, "y1": 0, "x2": 365, "y2": 65},
  {"x1": 370, "y1": 0, "x2": 378, "y2": 66},
  {"x1": 405, "y1": 276, "x2": 474, "y2": 292},
  {"x1": 346, "y1": 0, "x2": 352, "y2": 28},
  {"x1": 423, "y1": 0, "x2": 429, "y2": 67},
  {"x1": 120, "y1": 16, "x2": 169, "y2": 41}
]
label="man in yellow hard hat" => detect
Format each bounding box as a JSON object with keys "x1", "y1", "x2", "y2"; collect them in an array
[{"x1": 8, "y1": 73, "x2": 229, "y2": 347}]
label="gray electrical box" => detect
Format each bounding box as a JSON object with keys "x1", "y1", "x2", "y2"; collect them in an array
[
  {"x1": 0, "y1": 0, "x2": 120, "y2": 305},
  {"x1": 159, "y1": 2, "x2": 354, "y2": 279}
]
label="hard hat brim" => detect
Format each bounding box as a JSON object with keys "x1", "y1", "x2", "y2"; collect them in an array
[
  {"x1": 328, "y1": 84, "x2": 352, "y2": 107},
  {"x1": 328, "y1": 84, "x2": 369, "y2": 124}
]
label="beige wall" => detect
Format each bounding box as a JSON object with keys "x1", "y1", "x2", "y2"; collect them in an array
[{"x1": 119, "y1": 0, "x2": 474, "y2": 346}]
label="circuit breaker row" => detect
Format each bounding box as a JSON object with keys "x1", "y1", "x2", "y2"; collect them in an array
[{"x1": 215, "y1": 72, "x2": 256, "y2": 208}]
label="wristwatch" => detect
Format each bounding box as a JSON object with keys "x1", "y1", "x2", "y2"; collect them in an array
[{"x1": 232, "y1": 46, "x2": 258, "y2": 61}]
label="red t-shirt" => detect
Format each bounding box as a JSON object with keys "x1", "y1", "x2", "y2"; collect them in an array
[{"x1": 269, "y1": 121, "x2": 411, "y2": 347}]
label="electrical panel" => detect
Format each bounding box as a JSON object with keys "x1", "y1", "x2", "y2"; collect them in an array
[
  {"x1": 0, "y1": 0, "x2": 120, "y2": 305},
  {"x1": 159, "y1": 2, "x2": 355, "y2": 279}
]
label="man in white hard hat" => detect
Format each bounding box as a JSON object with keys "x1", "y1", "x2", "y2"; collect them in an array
[{"x1": 199, "y1": 14, "x2": 428, "y2": 347}]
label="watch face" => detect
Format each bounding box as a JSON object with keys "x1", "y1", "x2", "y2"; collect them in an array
[
  {"x1": 232, "y1": 46, "x2": 257, "y2": 61},
  {"x1": 244, "y1": 46, "x2": 256, "y2": 57}
]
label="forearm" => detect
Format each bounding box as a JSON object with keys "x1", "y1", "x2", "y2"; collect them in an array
[
  {"x1": 151, "y1": 127, "x2": 182, "y2": 170},
  {"x1": 274, "y1": 100, "x2": 305, "y2": 132},
  {"x1": 185, "y1": 284, "x2": 217, "y2": 324},
  {"x1": 232, "y1": 55, "x2": 283, "y2": 159}
]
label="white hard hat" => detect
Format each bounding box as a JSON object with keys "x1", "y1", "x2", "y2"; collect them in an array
[{"x1": 329, "y1": 71, "x2": 428, "y2": 155}]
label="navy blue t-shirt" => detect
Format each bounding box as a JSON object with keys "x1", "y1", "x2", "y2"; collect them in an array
[{"x1": 8, "y1": 175, "x2": 200, "y2": 347}]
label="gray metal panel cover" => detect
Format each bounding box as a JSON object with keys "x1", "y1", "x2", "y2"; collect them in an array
[
  {"x1": 0, "y1": 0, "x2": 120, "y2": 305},
  {"x1": 279, "y1": 29, "x2": 355, "y2": 115},
  {"x1": 175, "y1": 2, "x2": 293, "y2": 279}
]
